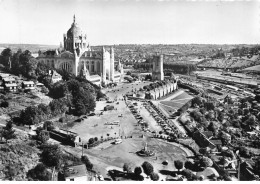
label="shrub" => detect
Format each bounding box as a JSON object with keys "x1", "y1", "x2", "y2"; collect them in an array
[
  {"x1": 150, "y1": 172, "x2": 159, "y2": 181},
  {"x1": 123, "y1": 163, "x2": 132, "y2": 173},
  {"x1": 141, "y1": 161, "x2": 154, "y2": 176}
]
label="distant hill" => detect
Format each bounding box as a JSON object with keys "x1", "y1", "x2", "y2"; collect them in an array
[{"x1": 0, "y1": 43, "x2": 59, "y2": 54}]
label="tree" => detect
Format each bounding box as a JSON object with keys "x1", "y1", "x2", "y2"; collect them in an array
[
  {"x1": 88, "y1": 138, "x2": 95, "y2": 145},
  {"x1": 141, "y1": 161, "x2": 154, "y2": 176},
  {"x1": 123, "y1": 163, "x2": 132, "y2": 173},
  {"x1": 41, "y1": 144, "x2": 62, "y2": 168},
  {"x1": 184, "y1": 161, "x2": 194, "y2": 171},
  {"x1": 81, "y1": 155, "x2": 93, "y2": 170},
  {"x1": 20, "y1": 106, "x2": 41, "y2": 125},
  {"x1": 49, "y1": 98, "x2": 69, "y2": 115},
  {"x1": 192, "y1": 96, "x2": 203, "y2": 107},
  {"x1": 150, "y1": 172, "x2": 159, "y2": 181},
  {"x1": 2, "y1": 121, "x2": 16, "y2": 142},
  {"x1": 49, "y1": 81, "x2": 68, "y2": 99},
  {"x1": 43, "y1": 121, "x2": 55, "y2": 131},
  {"x1": 134, "y1": 166, "x2": 142, "y2": 176},
  {"x1": 27, "y1": 163, "x2": 51, "y2": 181},
  {"x1": 208, "y1": 122, "x2": 218, "y2": 134},
  {"x1": 181, "y1": 169, "x2": 197, "y2": 180},
  {"x1": 0, "y1": 101, "x2": 9, "y2": 108},
  {"x1": 37, "y1": 130, "x2": 50, "y2": 144},
  {"x1": 204, "y1": 102, "x2": 215, "y2": 111},
  {"x1": 0, "y1": 48, "x2": 12, "y2": 67},
  {"x1": 174, "y1": 160, "x2": 184, "y2": 172},
  {"x1": 200, "y1": 156, "x2": 213, "y2": 167},
  {"x1": 41, "y1": 86, "x2": 49, "y2": 94},
  {"x1": 5, "y1": 164, "x2": 20, "y2": 180}
]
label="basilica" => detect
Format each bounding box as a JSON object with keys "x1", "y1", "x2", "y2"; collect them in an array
[{"x1": 37, "y1": 15, "x2": 123, "y2": 86}]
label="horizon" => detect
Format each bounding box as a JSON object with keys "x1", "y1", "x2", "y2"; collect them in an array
[{"x1": 0, "y1": 0, "x2": 259, "y2": 46}]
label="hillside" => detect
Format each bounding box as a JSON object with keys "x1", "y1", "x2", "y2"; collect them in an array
[
  {"x1": 198, "y1": 55, "x2": 260, "y2": 69},
  {"x1": 0, "y1": 133, "x2": 40, "y2": 181}
]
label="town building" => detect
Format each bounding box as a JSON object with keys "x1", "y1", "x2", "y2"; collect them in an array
[
  {"x1": 37, "y1": 15, "x2": 123, "y2": 86},
  {"x1": 22, "y1": 81, "x2": 35, "y2": 90}
]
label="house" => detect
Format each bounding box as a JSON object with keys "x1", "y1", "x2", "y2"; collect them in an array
[
  {"x1": 0, "y1": 86, "x2": 4, "y2": 92},
  {"x1": 61, "y1": 164, "x2": 88, "y2": 181},
  {"x1": 22, "y1": 81, "x2": 35, "y2": 90},
  {"x1": 2, "y1": 77, "x2": 16, "y2": 85},
  {"x1": 0, "y1": 73, "x2": 10, "y2": 80},
  {"x1": 35, "y1": 82, "x2": 44, "y2": 87},
  {"x1": 4, "y1": 83, "x2": 17, "y2": 92}
]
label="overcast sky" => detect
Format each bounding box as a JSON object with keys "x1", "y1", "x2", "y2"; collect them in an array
[{"x1": 0, "y1": 0, "x2": 259, "y2": 45}]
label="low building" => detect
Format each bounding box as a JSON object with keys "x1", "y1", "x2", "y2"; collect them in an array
[
  {"x1": 62, "y1": 164, "x2": 88, "y2": 181},
  {"x1": 22, "y1": 81, "x2": 35, "y2": 90},
  {"x1": 4, "y1": 83, "x2": 17, "y2": 92},
  {"x1": 2, "y1": 77, "x2": 16, "y2": 85}
]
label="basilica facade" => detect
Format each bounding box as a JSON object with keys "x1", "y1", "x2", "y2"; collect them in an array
[{"x1": 37, "y1": 15, "x2": 123, "y2": 86}]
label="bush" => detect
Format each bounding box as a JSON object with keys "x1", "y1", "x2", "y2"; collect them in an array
[
  {"x1": 141, "y1": 161, "x2": 154, "y2": 176},
  {"x1": 123, "y1": 163, "x2": 132, "y2": 173},
  {"x1": 174, "y1": 160, "x2": 184, "y2": 171},
  {"x1": 150, "y1": 172, "x2": 159, "y2": 181}
]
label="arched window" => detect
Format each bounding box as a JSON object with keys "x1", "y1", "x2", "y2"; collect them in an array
[{"x1": 60, "y1": 62, "x2": 72, "y2": 72}]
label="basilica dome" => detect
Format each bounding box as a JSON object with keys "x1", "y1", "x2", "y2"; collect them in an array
[{"x1": 67, "y1": 15, "x2": 83, "y2": 38}]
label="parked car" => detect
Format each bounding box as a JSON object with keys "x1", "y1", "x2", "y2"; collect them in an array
[
  {"x1": 89, "y1": 112, "x2": 96, "y2": 116},
  {"x1": 113, "y1": 139, "x2": 122, "y2": 145}
]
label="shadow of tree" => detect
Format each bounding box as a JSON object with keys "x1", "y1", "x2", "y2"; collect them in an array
[
  {"x1": 108, "y1": 169, "x2": 144, "y2": 181},
  {"x1": 159, "y1": 169, "x2": 178, "y2": 177}
]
